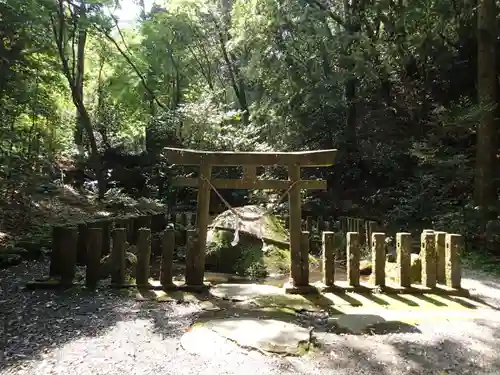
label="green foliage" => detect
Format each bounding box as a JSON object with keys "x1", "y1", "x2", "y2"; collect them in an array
[{"x1": 1, "y1": 0, "x2": 499, "y2": 266}]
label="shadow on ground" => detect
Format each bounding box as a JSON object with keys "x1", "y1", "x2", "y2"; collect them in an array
[
  {"x1": 0, "y1": 260, "x2": 198, "y2": 372},
  {"x1": 1, "y1": 260, "x2": 500, "y2": 375}
]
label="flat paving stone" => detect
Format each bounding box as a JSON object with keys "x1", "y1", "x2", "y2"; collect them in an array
[
  {"x1": 204, "y1": 318, "x2": 312, "y2": 355},
  {"x1": 210, "y1": 283, "x2": 284, "y2": 301},
  {"x1": 181, "y1": 326, "x2": 238, "y2": 356}
]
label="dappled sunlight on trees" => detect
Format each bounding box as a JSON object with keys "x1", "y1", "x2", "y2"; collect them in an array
[{"x1": 0, "y1": 0, "x2": 499, "y2": 257}]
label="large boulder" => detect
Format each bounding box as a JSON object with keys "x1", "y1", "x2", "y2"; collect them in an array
[
  {"x1": 208, "y1": 205, "x2": 288, "y2": 244},
  {"x1": 205, "y1": 206, "x2": 292, "y2": 278}
]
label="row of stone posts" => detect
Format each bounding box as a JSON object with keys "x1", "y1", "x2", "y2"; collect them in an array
[
  {"x1": 46, "y1": 213, "x2": 463, "y2": 292},
  {"x1": 46, "y1": 212, "x2": 199, "y2": 289},
  {"x1": 320, "y1": 230, "x2": 463, "y2": 290}
]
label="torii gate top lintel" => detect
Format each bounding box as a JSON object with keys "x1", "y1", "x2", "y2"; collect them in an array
[{"x1": 163, "y1": 147, "x2": 337, "y2": 167}]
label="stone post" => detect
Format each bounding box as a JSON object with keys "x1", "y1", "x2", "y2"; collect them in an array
[
  {"x1": 86, "y1": 227, "x2": 102, "y2": 290},
  {"x1": 347, "y1": 232, "x2": 360, "y2": 287},
  {"x1": 396, "y1": 232, "x2": 412, "y2": 288},
  {"x1": 111, "y1": 228, "x2": 127, "y2": 286},
  {"x1": 434, "y1": 231, "x2": 446, "y2": 284},
  {"x1": 288, "y1": 164, "x2": 302, "y2": 287},
  {"x1": 421, "y1": 231, "x2": 437, "y2": 288},
  {"x1": 445, "y1": 233, "x2": 462, "y2": 289},
  {"x1": 136, "y1": 228, "x2": 151, "y2": 287},
  {"x1": 322, "y1": 231, "x2": 335, "y2": 287},
  {"x1": 185, "y1": 229, "x2": 203, "y2": 285},
  {"x1": 49, "y1": 225, "x2": 64, "y2": 278},
  {"x1": 371, "y1": 232, "x2": 386, "y2": 287},
  {"x1": 299, "y1": 231, "x2": 310, "y2": 286},
  {"x1": 60, "y1": 226, "x2": 78, "y2": 287},
  {"x1": 160, "y1": 227, "x2": 175, "y2": 289}
]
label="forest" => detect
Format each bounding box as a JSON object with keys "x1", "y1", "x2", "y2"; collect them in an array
[{"x1": 0, "y1": 0, "x2": 499, "y2": 263}]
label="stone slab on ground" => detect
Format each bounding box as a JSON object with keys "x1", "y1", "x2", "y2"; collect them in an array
[
  {"x1": 204, "y1": 272, "x2": 251, "y2": 284},
  {"x1": 210, "y1": 283, "x2": 284, "y2": 301},
  {"x1": 180, "y1": 326, "x2": 238, "y2": 356},
  {"x1": 250, "y1": 293, "x2": 324, "y2": 312},
  {"x1": 203, "y1": 318, "x2": 312, "y2": 355},
  {"x1": 210, "y1": 283, "x2": 323, "y2": 311},
  {"x1": 134, "y1": 289, "x2": 204, "y2": 304}
]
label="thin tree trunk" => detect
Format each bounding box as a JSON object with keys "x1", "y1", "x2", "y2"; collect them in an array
[
  {"x1": 74, "y1": 1, "x2": 87, "y2": 156},
  {"x1": 475, "y1": 0, "x2": 497, "y2": 207},
  {"x1": 51, "y1": 0, "x2": 106, "y2": 198},
  {"x1": 213, "y1": 0, "x2": 250, "y2": 124}
]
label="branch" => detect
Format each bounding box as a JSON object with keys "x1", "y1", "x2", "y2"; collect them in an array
[
  {"x1": 304, "y1": 0, "x2": 345, "y2": 27},
  {"x1": 185, "y1": 22, "x2": 215, "y2": 89},
  {"x1": 50, "y1": 11, "x2": 74, "y2": 86},
  {"x1": 209, "y1": 12, "x2": 242, "y2": 100},
  {"x1": 95, "y1": 14, "x2": 169, "y2": 112},
  {"x1": 186, "y1": 43, "x2": 213, "y2": 88}
]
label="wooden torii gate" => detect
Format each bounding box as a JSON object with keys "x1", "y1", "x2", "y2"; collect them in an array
[{"x1": 164, "y1": 147, "x2": 337, "y2": 292}]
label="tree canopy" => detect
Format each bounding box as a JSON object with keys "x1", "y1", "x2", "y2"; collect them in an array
[{"x1": 0, "y1": 0, "x2": 499, "y2": 256}]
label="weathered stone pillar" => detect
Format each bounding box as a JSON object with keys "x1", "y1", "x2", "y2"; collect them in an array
[
  {"x1": 288, "y1": 164, "x2": 302, "y2": 287},
  {"x1": 86, "y1": 227, "x2": 102, "y2": 290},
  {"x1": 136, "y1": 228, "x2": 151, "y2": 287},
  {"x1": 347, "y1": 232, "x2": 360, "y2": 287},
  {"x1": 421, "y1": 231, "x2": 437, "y2": 288},
  {"x1": 299, "y1": 231, "x2": 310, "y2": 286},
  {"x1": 192, "y1": 162, "x2": 211, "y2": 284},
  {"x1": 371, "y1": 232, "x2": 386, "y2": 287},
  {"x1": 322, "y1": 231, "x2": 335, "y2": 287},
  {"x1": 111, "y1": 228, "x2": 127, "y2": 286},
  {"x1": 396, "y1": 232, "x2": 412, "y2": 288},
  {"x1": 445, "y1": 233, "x2": 462, "y2": 289},
  {"x1": 60, "y1": 226, "x2": 78, "y2": 287},
  {"x1": 435, "y1": 231, "x2": 446, "y2": 284},
  {"x1": 185, "y1": 229, "x2": 204, "y2": 286},
  {"x1": 49, "y1": 225, "x2": 64, "y2": 278},
  {"x1": 161, "y1": 227, "x2": 175, "y2": 289}
]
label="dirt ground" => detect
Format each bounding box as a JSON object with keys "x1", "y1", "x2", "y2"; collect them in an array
[{"x1": 1, "y1": 260, "x2": 500, "y2": 375}]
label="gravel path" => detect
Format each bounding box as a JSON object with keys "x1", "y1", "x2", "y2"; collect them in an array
[{"x1": 1, "y1": 261, "x2": 500, "y2": 375}]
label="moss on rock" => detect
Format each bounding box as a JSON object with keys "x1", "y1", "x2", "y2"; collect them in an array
[
  {"x1": 205, "y1": 229, "x2": 278, "y2": 277},
  {"x1": 206, "y1": 206, "x2": 322, "y2": 278},
  {"x1": 205, "y1": 229, "x2": 319, "y2": 278}
]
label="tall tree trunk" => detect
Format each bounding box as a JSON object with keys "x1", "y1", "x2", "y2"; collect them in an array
[
  {"x1": 52, "y1": 0, "x2": 106, "y2": 198},
  {"x1": 74, "y1": 1, "x2": 87, "y2": 156},
  {"x1": 475, "y1": 0, "x2": 497, "y2": 207},
  {"x1": 139, "y1": 0, "x2": 157, "y2": 153},
  {"x1": 215, "y1": 0, "x2": 250, "y2": 124}
]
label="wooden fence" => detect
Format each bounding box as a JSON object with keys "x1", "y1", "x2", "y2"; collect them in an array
[
  {"x1": 29, "y1": 212, "x2": 465, "y2": 296},
  {"x1": 167, "y1": 211, "x2": 379, "y2": 249}
]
